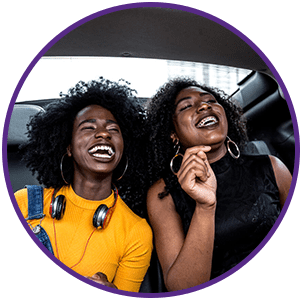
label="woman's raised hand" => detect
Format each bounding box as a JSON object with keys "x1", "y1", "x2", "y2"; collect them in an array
[{"x1": 177, "y1": 145, "x2": 217, "y2": 208}]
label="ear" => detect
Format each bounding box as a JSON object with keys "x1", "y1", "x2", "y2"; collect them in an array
[
  {"x1": 66, "y1": 145, "x2": 72, "y2": 157},
  {"x1": 170, "y1": 132, "x2": 179, "y2": 144}
]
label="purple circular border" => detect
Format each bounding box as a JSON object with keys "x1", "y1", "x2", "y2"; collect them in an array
[{"x1": 2, "y1": 2, "x2": 299, "y2": 298}]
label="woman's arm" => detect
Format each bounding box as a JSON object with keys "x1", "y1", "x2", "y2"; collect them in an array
[
  {"x1": 87, "y1": 219, "x2": 152, "y2": 292},
  {"x1": 113, "y1": 219, "x2": 153, "y2": 292},
  {"x1": 269, "y1": 155, "x2": 292, "y2": 209},
  {"x1": 147, "y1": 146, "x2": 217, "y2": 291}
]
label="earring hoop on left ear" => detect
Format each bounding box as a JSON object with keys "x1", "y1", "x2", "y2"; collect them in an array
[
  {"x1": 116, "y1": 156, "x2": 128, "y2": 181},
  {"x1": 226, "y1": 136, "x2": 240, "y2": 159},
  {"x1": 60, "y1": 153, "x2": 69, "y2": 185}
]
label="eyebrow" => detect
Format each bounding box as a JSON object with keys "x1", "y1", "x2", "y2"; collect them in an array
[
  {"x1": 78, "y1": 118, "x2": 118, "y2": 128},
  {"x1": 106, "y1": 119, "x2": 119, "y2": 126},
  {"x1": 175, "y1": 92, "x2": 211, "y2": 107},
  {"x1": 78, "y1": 119, "x2": 96, "y2": 128}
]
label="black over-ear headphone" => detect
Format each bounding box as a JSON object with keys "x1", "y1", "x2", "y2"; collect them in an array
[{"x1": 50, "y1": 186, "x2": 118, "y2": 229}]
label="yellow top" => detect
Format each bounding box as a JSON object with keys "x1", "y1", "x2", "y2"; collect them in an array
[{"x1": 15, "y1": 185, "x2": 153, "y2": 292}]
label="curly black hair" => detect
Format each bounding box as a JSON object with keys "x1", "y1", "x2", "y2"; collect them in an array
[
  {"x1": 21, "y1": 77, "x2": 147, "y2": 216},
  {"x1": 146, "y1": 77, "x2": 248, "y2": 193}
]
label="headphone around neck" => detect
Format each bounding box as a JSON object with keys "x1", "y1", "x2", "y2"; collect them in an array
[{"x1": 49, "y1": 185, "x2": 118, "y2": 229}]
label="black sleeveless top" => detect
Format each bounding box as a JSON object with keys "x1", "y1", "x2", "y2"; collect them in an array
[{"x1": 164, "y1": 152, "x2": 280, "y2": 279}]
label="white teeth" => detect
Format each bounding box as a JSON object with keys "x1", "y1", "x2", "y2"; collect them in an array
[
  {"x1": 88, "y1": 145, "x2": 115, "y2": 158},
  {"x1": 197, "y1": 116, "x2": 218, "y2": 128}
]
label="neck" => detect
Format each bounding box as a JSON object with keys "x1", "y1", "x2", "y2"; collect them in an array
[
  {"x1": 72, "y1": 173, "x2": 113, "y2": 201},
  {"x1": 206, "y1": 143, "x2": 227, "y2": 164}
]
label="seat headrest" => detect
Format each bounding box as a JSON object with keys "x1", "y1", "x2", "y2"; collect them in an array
[
  {"x1": 7, "y1": 104, "x2": 45, "y2": 146},
  {"x1": 243, "y1": 140, "x2": 271, "y2": 155}
]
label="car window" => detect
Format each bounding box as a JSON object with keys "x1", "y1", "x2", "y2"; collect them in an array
[{"x1": 16, "y1": 57, "x2": 251, "y2": 102}]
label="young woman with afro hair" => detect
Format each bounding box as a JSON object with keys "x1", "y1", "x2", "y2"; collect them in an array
[
  {"x1": 145, "y1": 77, "x2": 291, "y2": 291},
  {"x1": 14, "y1": 77, "x2": 152, "y2": 292}
]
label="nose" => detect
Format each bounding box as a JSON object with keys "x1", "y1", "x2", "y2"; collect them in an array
[
  {"x1": 197, "y1": 102, "x2": 211, "y2": 113},
  {"x1": 95, "y1": 128, "x2": 111, "y2": 139}
]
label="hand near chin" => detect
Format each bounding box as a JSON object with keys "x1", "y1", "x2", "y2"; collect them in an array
[
  {"x1": 177, "y1": 145, "x2": 217, "y2": 208},
  {"x1": 87, "y1": 272, "x2": 118, "y2": 289}
]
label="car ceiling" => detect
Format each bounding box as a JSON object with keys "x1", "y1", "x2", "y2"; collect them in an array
[
  {"x1": 44, "y1": 7, "x2": 269, "y2": 74},
  {"x1": 42, "y1": 6, "x2": 293, "y2": 172}
]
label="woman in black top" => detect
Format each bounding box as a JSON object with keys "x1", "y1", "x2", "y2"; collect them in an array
[{"x1": 146, "y1": 77, "x2": 292, "y2": 291}]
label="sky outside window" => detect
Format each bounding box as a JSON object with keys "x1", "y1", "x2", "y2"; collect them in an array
[{"x1": 17, "y1": 57, "x2": 251, "y2": 102}]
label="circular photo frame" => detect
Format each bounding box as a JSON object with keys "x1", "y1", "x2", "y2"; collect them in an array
[{"x1": 3, "y1": 2, "x2": 299, "y2": 298}]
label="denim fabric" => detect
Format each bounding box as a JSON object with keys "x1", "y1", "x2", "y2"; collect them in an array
[
  {"x1": 26, "y1": 185, "x2": 54, "y2": 255},
  {"x1": 26, "y1": 185, "x2": 44, "y2": 220},
  {"x1": 34, "y1": 225, "x2": 54, "y2": 255}
]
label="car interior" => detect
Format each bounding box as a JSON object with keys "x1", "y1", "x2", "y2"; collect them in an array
[{"x1": 5, "y1": 7, "x2": 295, "y2": 293}]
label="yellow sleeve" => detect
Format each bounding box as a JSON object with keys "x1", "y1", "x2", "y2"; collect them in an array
[
  {"x1": 14, "y1": 188, "x2": 29, "y2": 219},
  {"x1": 113, "y1": 218, "x2": 153, "y2": 292}
]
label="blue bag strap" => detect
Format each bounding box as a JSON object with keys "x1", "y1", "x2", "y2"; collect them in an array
[{"x1": 25, "y1": 185, "x2": 54, "y2": 255}]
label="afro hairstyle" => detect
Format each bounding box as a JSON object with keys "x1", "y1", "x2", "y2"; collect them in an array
[
  {"x1": 146, "y1": 77, "x2": 248, "y2": 191},
  {"x1": 21, "y1": 77, "x2": 147, "y2": 216}
]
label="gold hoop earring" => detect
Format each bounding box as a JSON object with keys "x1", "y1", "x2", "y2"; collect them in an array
[
  {"x1": 60, "y1": 153, "x2": 69, "y2": 185},
  {"x1": 170, "y1": 139, "x2": 184, "y2": 175},
  {"x1": 116, "y1": 156, "x2": 128, "y2": 181},
  {"x1": 227, "y1": 136, "x2": 240, "y2": 159}
]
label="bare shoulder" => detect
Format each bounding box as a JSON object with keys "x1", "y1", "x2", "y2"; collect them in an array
[
  {"x1": 147, "y1": 178, "x2": 166, "y2": 201},
  {"x1": 269, "y1": 155, "x2": 292, "y2": 181},
  {"x1": 147, "y1": 178, "x2": 177, "y2": 219},
  {"x1": 147, "y1": 179, "x2": 174, "y2": 207},
  {"x1": 268, "y1": 155, "x2": 292, "y2": 208}
]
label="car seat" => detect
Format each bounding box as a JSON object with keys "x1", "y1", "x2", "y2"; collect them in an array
[{"x1": 7, "y1": 104, "x2": 45, "y2": 192}]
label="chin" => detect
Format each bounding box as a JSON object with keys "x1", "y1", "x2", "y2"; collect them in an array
[{"x1": 198, "y1": 135, "x2": 226, "y2": 147}]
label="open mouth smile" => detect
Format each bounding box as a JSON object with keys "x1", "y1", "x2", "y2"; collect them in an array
[
  {"x1": 196, "y1": 115, "x2": 218, "y2": 128},
  {"x1": 88, "y1": 145, "x2": 115, "y2": 159}
]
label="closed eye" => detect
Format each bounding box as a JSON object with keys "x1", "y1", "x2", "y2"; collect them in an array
[
  {"x1": 179, "y1": 104, "x2": 192, "y2": 111},
  {"x1": 107, "y1": 126, "x2": 120, "y2": 132},
  {"x1": 207, "y1": 99, "x2": 217, "y2": 104},
  {"x1": 81, "y1": 126, "x2": 95, "y2": 131}
]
